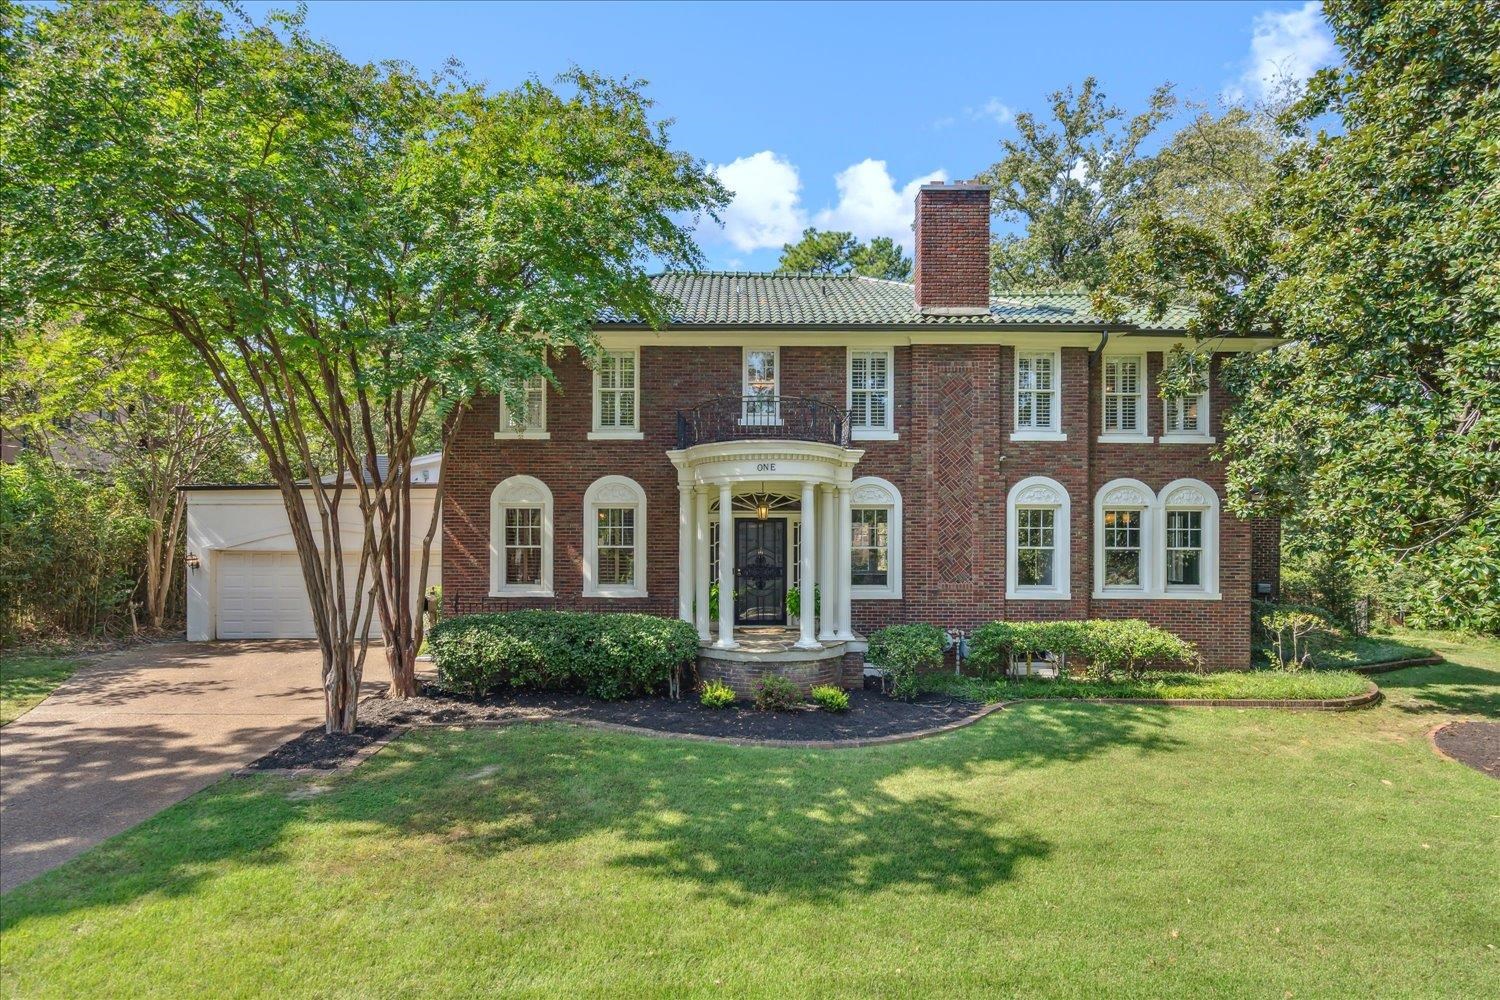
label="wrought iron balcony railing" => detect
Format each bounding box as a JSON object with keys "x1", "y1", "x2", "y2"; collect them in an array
[{"x1": 675, "y1": 395, "x2": 850, "y2": 450}]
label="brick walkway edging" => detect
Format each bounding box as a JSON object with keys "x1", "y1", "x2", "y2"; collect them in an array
[{"x1": 1348, "y1": 655, "x2": 1444, "y2": 675}]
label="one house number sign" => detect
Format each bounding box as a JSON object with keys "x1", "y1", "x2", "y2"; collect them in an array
[{"x1": 756, "y1": 463, "x2": 776, "y2": 472}]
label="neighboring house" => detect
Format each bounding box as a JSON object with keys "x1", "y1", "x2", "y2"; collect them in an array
[
  {"x1": 183, "y1": 454, "x2": 442, "y2": 640},
  {"x1": 443, "y1": 183, "x2": 1282, "y2": 693}
]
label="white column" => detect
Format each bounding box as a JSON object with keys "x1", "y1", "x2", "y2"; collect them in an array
[
  {"x1": 677, "y1": 485, "x2": 693, "y2": 624},
  {"x1": 796, "y1": 481, "x2": 820, "y2": 649},
  {"x1": 694, "y1": 487, "x2": 711, "y2": 641},
  {"x1": 817, "y1": 484, "x2": 837, "y2": 641},
  {"x1": 836, "y1": 483, "x2": 856, "y2": 640},
  {"x1": 714, "y1": 482, "x2": 737, "y2": 649}
]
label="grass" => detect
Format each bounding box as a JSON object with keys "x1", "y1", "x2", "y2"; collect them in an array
[
  {"x1": 1, "y1": 632, "x2": 1497, "y2": 998},
  {"x1": 0, "y1": 652, "x2": 81, "y2": 726},
  {"x1": 1309, "y1": 632, "x2": 1436, "y2": 669},
  {"x1": 922, "y1": 668, "x2": 1372, "y2": 703}
]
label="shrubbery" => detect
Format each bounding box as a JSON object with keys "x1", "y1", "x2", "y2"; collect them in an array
[
  {"x1": 427, "y1": 611, "x2": 699, "y2": 700},
  {"x1": 1254, "y1": 602, "x2": 1340, "y2": 670},
  {"x1": 752, "y1": 674, "x2": 802, "y2": 711},
  {"x1": 699, "y1": 679, "x2": 736, "y2": 708},
  {"x1": 867, "y1": 623, "x2": 945, "y2": 701},
  {"x1": 964, "y1": 618, "x2": 1200, "y2": 681},
  {"x1": 809, "y1": 684, "x2": 849, "y2": 713}
]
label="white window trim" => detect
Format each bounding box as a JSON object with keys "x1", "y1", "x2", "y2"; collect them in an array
[
  {"x1": 740, "y1": 346, "x2": 782, "y2": 426},
  {"x1": 848, "y1": 475, "x2": 902, "y2": 600},
  {"x1": 1092, "y1": 479, "x2": 1156, "y2": 598},
  {"x1": 1099, "y1": 353, "x2": 1153, "y2": 443},
  {"x1": 1006, "y1": 476, "x2": 1071, "y2": 600},
  {"x1": 1160, "y1": 478, "x2": 1220, "y2": 600},
  {"x1": 1160, "y1": 388, "x2": 1215, "y2": 444},
  {"x1": 489, "y1": 475, "x2": 554, "y2": 597},
  {"x1": 848, "y1": 348, "x2": 898, "y2": 441},
  {"x1": 1011, "y1": 348, "x2": 1066, "y2": 442},
  {"x1": 589, "y1": 347, "x2": 644, "y2": 441},
  {"x1": 495, "y1": 376, "x2": 550, "y2": 441},
  {"x1": 582, "y1": 474, "x2": 648, "y2": 598}
]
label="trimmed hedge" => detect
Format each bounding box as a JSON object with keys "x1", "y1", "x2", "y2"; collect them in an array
[
  {"x1": 427, "y1": 611, "x2": 700, "y2": 700},
  {"x1": 967, "y1": 619, "x2": 1200, "y2": 681},
  {"x1": 867, "y1": 623, "x2": 945, "y2": 701}
]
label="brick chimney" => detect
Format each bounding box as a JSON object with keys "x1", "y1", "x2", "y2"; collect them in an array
[{"x1": 913, "y1": 182, "x2": 992, "y2": 316}]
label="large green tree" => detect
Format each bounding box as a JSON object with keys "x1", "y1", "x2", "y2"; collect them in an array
[
  {"x1": 0, "y1": 1, "x2": 726, "y2": 728},
  {"x1": 978, "y1": 78, "x2": 1177, "y2": 289},
  {"x1": 1100, "y1": 0, "x2": 1499, "y2": 631},
  {"x1": 777, "y1": 228, "x2": 912, "y2": 281}
]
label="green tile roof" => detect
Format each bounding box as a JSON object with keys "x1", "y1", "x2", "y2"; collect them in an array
[{"x1": 598, "y1": 272, "x2": 1198, "y2": 331}]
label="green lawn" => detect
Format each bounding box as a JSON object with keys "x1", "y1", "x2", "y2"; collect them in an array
[
  {"x1": 923, "y1": 667, "x2": 1372, "y2": 703},
  {"x1": 0, "y1": 653, "x2": 81, "y2": 726},
  {"x1": 2, "y1": 633, "x2": 1497, "y2": 998},
  {"x1": 1309, "y1": 632, "x2": 1437, "y2": 669}
]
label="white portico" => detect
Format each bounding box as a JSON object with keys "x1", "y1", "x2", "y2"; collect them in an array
[{"x1": 668, "y1": 439, "x2": 865, "y2": 654}]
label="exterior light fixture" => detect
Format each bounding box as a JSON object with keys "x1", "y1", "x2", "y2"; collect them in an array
[
  {"x1": 185, "y1": 552, "x2": 201, "y2": 570},
  {"x1": 756, "y1": 500, "x2": 770, "y2": 521}
]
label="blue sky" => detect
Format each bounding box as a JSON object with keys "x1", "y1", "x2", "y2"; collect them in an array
[{"x1": 249, "y1": 0, "x2": 1337, "y2": 272}]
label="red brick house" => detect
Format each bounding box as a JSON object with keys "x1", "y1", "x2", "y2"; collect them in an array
[{"x1": 443, "y1": 183, "x2": 1281, "y2": 692}]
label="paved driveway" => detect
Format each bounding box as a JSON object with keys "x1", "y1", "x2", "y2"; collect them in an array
[{"x1": 0, "y1": 641, "x2": 389, "y2": 894}]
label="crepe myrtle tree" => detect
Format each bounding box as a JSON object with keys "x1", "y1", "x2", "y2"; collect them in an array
[
  {"x1": 1096, "y1": 0, "x2": 1499, "y2": 631},
  {"x1": 0, "y1": 1, "x2": 727, "y2": 730}
]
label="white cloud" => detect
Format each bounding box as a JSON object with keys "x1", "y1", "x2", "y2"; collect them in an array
[
  {"x1": 703, "y1": 153, "x2": 946, "y2": 254},
  {"x1": 968, "y1": 98, "x2": 1015, "y2": 126},
  {"x1": 813, "y1": 159, "x2": 948, "y2": 251},
  {"x1": 1229, "y1": 2, "x2": 1336, "y2": 101},
  {"x1": 709, "y1": 151, "x2": 806, "y2": 252}
]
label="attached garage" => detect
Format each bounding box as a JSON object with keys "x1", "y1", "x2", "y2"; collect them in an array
[{"x1": 183, "y1": 473, "x2": 440, "y2": 642}]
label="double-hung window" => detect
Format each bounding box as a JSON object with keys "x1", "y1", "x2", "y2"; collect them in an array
[
  {"x1": 1102, "y1": 356, "x2": 1147, "y2": 439},
  {"x1": 489, "y1": 476, "x2": 553, "y2": 597},
  {"x1": 583, "y1": 476, "x2": 647, "y2": 597},
  {"x1": 1162, "y1": 389, "x2": 1212, "y2": 442},
  {"x1": 1015, "y1": 508, "x2": 1056, "y2": 588},
  {"x1": 591, "y1": 349, "x2": 641, "y2": 438},
  {"x1": 497, "y1": 375, "x2": 547, "y2": 439},
  {"x1": 850, "y1": 508, "x2": 889, "y2": 587},
  {"x1": 742, "y1": 348, "x2": 779, "y2": 425},
  {"x1": 1165, "y1": 509, "x2": 1203, "y2": 589},
  {"x1": 1102, "y1": 509, "x2": 1143, "y2": 587},
  {"x1": 1014, "y1": 350, "x2": 1062, "y2": 438},
  {"x1": 848, "y1": 349, "x2": 895, "y2": 438},
  {"x1": 503, "y1": 508, "x2": 543, "y2": 586}
]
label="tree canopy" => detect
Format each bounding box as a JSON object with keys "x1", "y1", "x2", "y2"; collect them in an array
[
  {"x1": 0, "y1": 0, "x2": 728, "y2": 727},
  {"x1": 777, "y1": 228, "x2": 912, "y2": 281},
  {"x1": 1100, "y1": 0, "x2": 1500, "y2": 631}
]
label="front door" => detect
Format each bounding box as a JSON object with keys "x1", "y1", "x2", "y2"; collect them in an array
[{"x1": 734, "y1": 518, "x2": 787, "y2": 625}]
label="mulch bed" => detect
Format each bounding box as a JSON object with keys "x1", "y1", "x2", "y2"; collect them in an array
[
  {"x1": 360, "y1": 682, "x2": 984, "y2": 743},
  {"x1": 242, "y1": 724, "x2": 402, "y2": 772},
  {"x1": 1431, "y1": 720, "x2": 1499, "y2": 779}
]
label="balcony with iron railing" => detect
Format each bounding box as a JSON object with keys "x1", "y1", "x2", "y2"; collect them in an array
[{"x1": 675, "y1": 395, "x2": 850, "y2": 450}]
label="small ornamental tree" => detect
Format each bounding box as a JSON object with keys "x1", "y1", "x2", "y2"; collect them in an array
[{"x1": 0, "y1": 2, "x2": 726, "y2": 731}]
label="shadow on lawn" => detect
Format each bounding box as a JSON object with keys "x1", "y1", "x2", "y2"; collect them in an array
[
  {"x1": 1, "y1": 701, "x2": 1179, "y2": 919},
  {"x1": 1377, "y1": 662, "x2": 1499, "y2": 718}
]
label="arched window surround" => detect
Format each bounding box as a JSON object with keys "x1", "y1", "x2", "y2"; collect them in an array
[
  {"x1": 849, "y1": 475, "x2": 903, "y2": 600},
  {"x1": 490, "y1": 475, "x2": 554, "y2": 597},
  {"x1": 582, "y1": 475, "x2": 648, "y2": 598},
  {"x1": 1091, "y1": 477, "x2": 1221, "y2": 600},
  {"x1": 1006, "y1": 476, "x2": 1071, "y2": 600}
]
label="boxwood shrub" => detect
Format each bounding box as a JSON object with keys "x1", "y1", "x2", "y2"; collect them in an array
[
  {"x1": 427, "y1": 611, "x2": 700, "y2": 700},
  {"x1": 867, "y1": 623, "x2": 945, "y2": 701},
  {"x1": 966, "y1": 618, "x2": 1199, "y2": 681}
]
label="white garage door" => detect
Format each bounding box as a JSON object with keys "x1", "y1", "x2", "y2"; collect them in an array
[{"x1": 216, "y1": 551, "x2": 383, "y2": 640}]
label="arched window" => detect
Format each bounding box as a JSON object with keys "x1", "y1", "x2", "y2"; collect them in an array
[
  {"x1": 849, "y1": 476, "x2": 902, "y2": 600},
  {"x1": 583, "y1": 475, "x2": 648, "y2": 598},
  {"x1": 1094, "y1": 479, "x2": 1157, "y2": 597},
  {"x1": 1006, "y1": 476, "x2": 1071, "y2": 600},
  {"x1": 1159, "y1": 479, "x2": 1220, "y2": 598},
  {"x1": 490, "y1": 476, "x2": 553, "y2": 597}
]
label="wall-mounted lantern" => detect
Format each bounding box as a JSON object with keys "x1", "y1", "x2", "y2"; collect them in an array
[{"x1": 185, "y1": 552, "x2": 201, "y2": 570}]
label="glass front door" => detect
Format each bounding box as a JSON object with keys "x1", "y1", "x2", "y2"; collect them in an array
[{"x1": 734, "y1": 518, "x2": 787, "y2": 625}]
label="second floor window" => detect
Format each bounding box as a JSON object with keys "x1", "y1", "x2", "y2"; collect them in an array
[
  {"x1": 849, "y1": 349, "x2": 893, "y2": 435},
  {"x1": 1103, "y1": 356, "x2": 1145, "y2": 435},
  {"x1": 1164, "y1": 391, "x2": 1208, "y2": 437},
  {"x1": 499, "y1": 375, "x2": 546, "y2": 435},
  {"x1": 1015, "y1": 351, "x2": 1059, "y2": 432},
  {"x1": 742, "y1": 348, "x2": 779, "y2": 424},
  {"x1": 595, "y1": 350, "x2": 638, "y2": 431}
]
